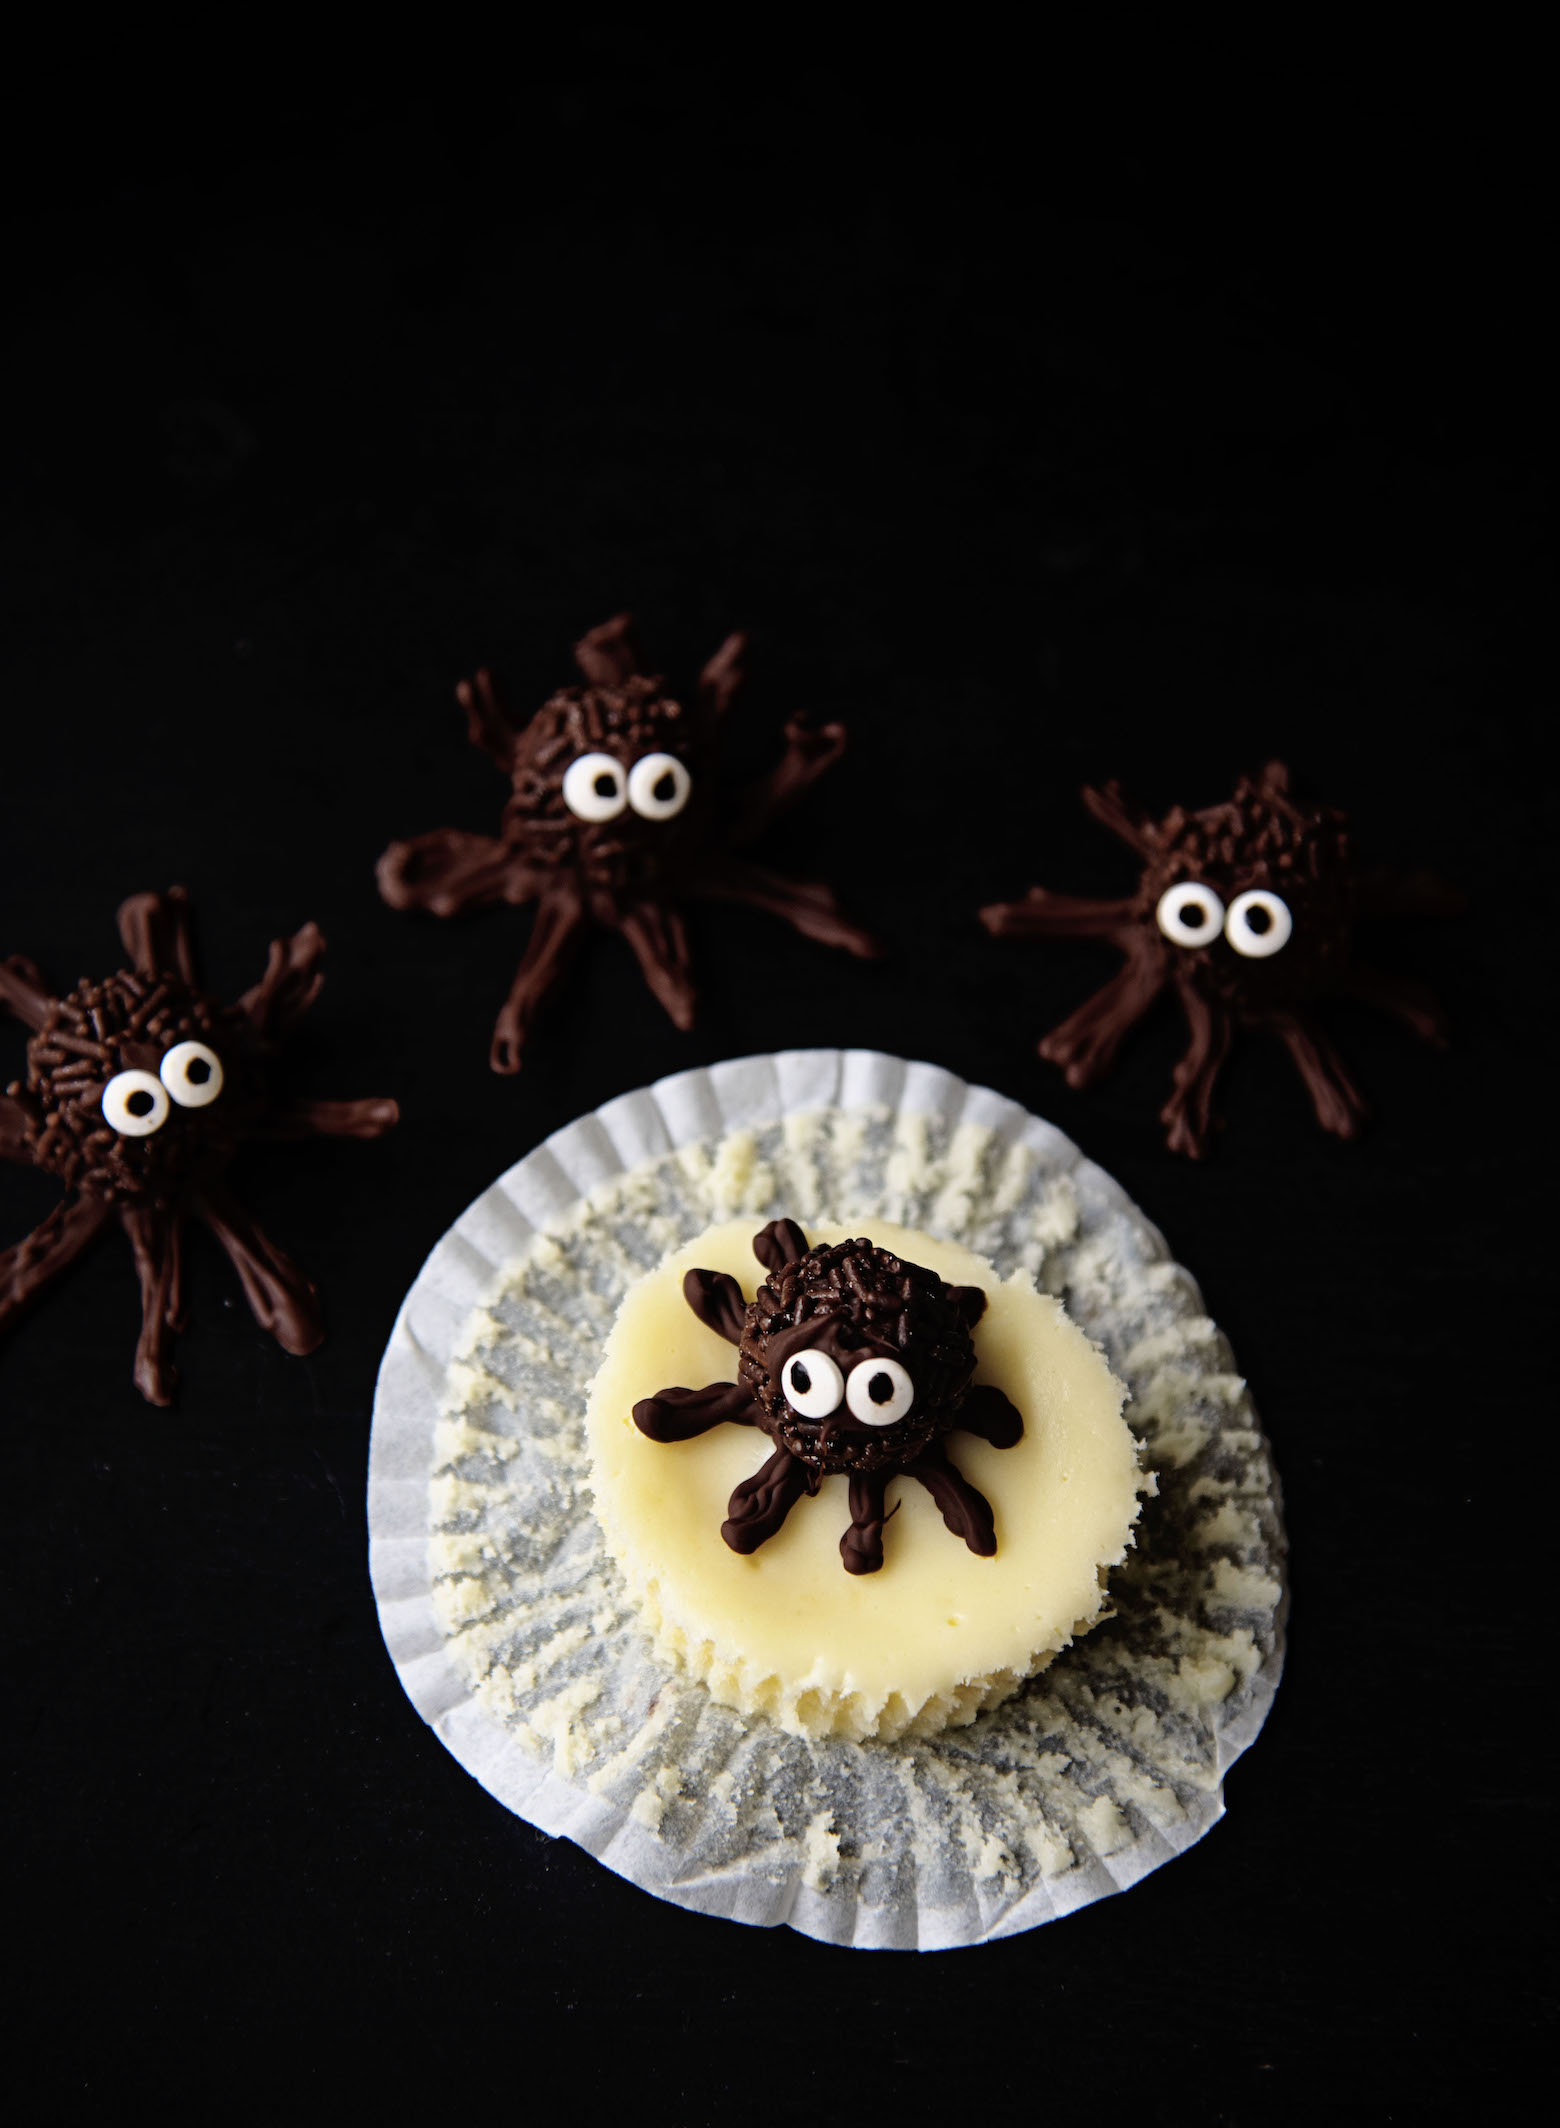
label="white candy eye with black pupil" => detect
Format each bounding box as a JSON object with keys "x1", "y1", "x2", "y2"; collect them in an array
[
  {"x1": 1156, "y1": 881, "x2": 1226, "y2": 949},
  {"x1": 561, "y1": 752, "x2": 628, "y2": 822},
  {"x1": 1225, "y1": 889, "x2": 1293, "y2": 958},
  {"x1": 781, "y1": 1349, "x2": 844, "y2": 1419},
  {"x1": 160, "y1": 1040, "x2": 224, "y2": 1108},
  {"x1": 845, "y1": 1356, "x2": 915, "y2": 1426},
  {"x1": 627, "y1": 752, "x2": 692, "y2": 821},
  {"x1": 101, "y1": 1069, "x2": 170, "y2": 1137}
]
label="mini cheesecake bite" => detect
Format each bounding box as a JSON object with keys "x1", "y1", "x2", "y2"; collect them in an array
[{"x1": 586, "y1": 1216, "x2": 1145, "y2": 1742}]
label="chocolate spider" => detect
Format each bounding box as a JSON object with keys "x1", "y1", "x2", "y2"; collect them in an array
[
  {"x1": 376, "y1": 613, "x2": 880, "y2": 1072},
  {"x1": 980, "y1": 761, "x2": 1456, "y2": 1158},
  {"x1": 632, "y1": 1219, "x2": 1023, "y2": 1575},
  {"x1": 1, "y1": 889, "x2": 398, "y2": 1404}
]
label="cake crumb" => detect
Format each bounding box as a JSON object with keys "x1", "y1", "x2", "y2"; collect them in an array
[
  {"x1": 1079, "y1": 1794, "x2": 1131, "y2": 1857},
  {"x1": 801, "y1": 1812, "x2": 841, "y2": 1891}
]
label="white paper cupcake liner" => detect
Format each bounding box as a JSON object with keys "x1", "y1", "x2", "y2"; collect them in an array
[{"x1": 368, "y1": 1050, "x2": 1287, "y2": 1950}]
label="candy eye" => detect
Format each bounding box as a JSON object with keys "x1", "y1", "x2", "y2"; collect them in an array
[
  {"x1": 1156, "y1": 881, "x2": 1226, "y2": 949},
  {"x1": 781, "y1": 1348, "x2": 844, "y2": 1419},
  {"x1": 627, "y1": 752, "x2": 692, "y2": 821},
  {"x1": 160, "y1": 1040, "x2": 224, "y2": 1108},
  {"x1": 845, "y1": 1356, "x2": 915, "y2": 1426},
  {"x1": 101, "y1": 1069, "x2": 170, "y2": 1137},
  {"x1": 1225, "y1": 889, "x2": 1293, "y2": 958},
  {"x1": 561, "y1": 752, "x2": 628, "y2": 822}
]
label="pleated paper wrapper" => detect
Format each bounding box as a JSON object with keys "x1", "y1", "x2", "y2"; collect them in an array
[{"x1": 369, "y1": 1050, "x2": 1286, "y2": 1950}]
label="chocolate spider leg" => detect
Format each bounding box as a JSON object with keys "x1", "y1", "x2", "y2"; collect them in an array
[
  {"x1": 753, "y1": 1218, "x2": 809, "y2": 1274},
  {"x1": 1, "y1": 1092, "x2": 34, "y2": 1164},
  {"x1": 121, "y1": 1204, "x2": 186, "y2": 1406},
  {"x1": 696, "y1": 859, "x2": 881, "y2": 958},
  {"x1": 117, "y1": 888, "x2": 197, "y2": 985},
  {"x1": 957, "y1": 1383, "x2": 1024, "y2": 1448},
  {"x1": 697, "y1": 631, "x2": 746, "y2": 717},
  {"x1": 840, "y1": 1470, "x2": 894, "y2": 1576},
  {"x1": 616, "y1": 902, "x2": 697, "y2": 1032},
  {"x1": 1160, "y1": 983, "x2": 1234, "y2": 1160},
  {"x1": 262, "y1": 1096, "x2": 400, "y2": 1141},
  {"x1": 682, "y1": 1267, "x2": 748, "y2": 1343},
  {"x1": 721, "y1": 1444, "x2": 812, "y2": 1554},
  {"x1": 1271, "y1": 1013, "x2": 1368, "y2": 1140},
  {"x1": 1344, "y1": 964, "x2": 1450, "y2": 1046},
  {"x1": 490, "y1": 888, "x2": 588, "y2": 1074},
  {"x1": 237, "y1": 923, "x2": 328, "y2": 1038},
  {"x1": 195, "y1": 1180, "x2": 324, "y2": 1356},
  {"x1": 573, "y1": 611, "x2": 640, "y2": 686},
  {"x1": 907, "y1": 1440, "x2": 997, "y2": 1557},
  {"x1": 979, "y1": 890, "x2": 1138, "y2": 942},
  {"x1": 1082, "y1": 781, "x2": 1159, "y2": 858},
  {"x1": 1039, "y1": 941, "x2": 1166, "y2": 1088},
  {"x1": 376, "y1": 829, "x2": 535, "y2": 918},
  {"x1": 723, "y1": 718, "x2": 848, "y2": 846},
  {"x1": 633, "y1": 1378, "x2": 757, "y2": 1440},
  {"x1": 0, "y1": 954, "x2": 56, "y2": 1030},
  {"x1": 1, "y1": 1194, "x2": 112, "y2": 1335},
  {"x1": 455, "y1": 668, "x2": 518, "y2": 774}
]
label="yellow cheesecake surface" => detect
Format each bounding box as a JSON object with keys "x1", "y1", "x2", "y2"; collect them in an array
[{"x1": 586, "y1": 1218, "x2": 1144, "y2": 1742}]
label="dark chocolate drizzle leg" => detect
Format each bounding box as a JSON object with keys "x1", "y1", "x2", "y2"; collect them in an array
[
  {"x1": 697, "y1": 632, "x2": 746, "y2": 717},
  {"x1": 957, "y1": 1383, "x2": 1024, "y2": 1449},
  {"x1": 238, "y1": 922, "x2": 329, "y2": 1038},
  {"x1": 197, "y1": 1182, "x2": 324, "y2": 1356},
  {"x1": 1, "y1": 1194, "x2": 111, "y2": 1332},
  {"x1": 118, "y1": 888, "x2": 197, "y2": 986},
  {"x1": 979, "y1": 890, "x2": 1137, "y2": 942},
  {"x1": 455, "y1": 668, "x2": 519, "y2": 774},
  {"x1": 909, "y1": 1441, "x2": 998, "y2": 1557},
  {"x1": 0, "y1": 955, "x2": 54, "y2": 1030},
  {"x1": 839, "y1": 1470, "x2": 893, "y2": 1575},
  {"x1": 1081, "y1": 780, "x2": 1158, "y2": 857},
  {"x1": 490, "y1": 889, "x2": 587, "y2": 1074},
  {"x1": 633, "y1": 1378, "x2": 757, "y2": 1441},
  {"x1": 1039, "y1": 941, "x2": 1166, "y2": 1088},
  {"x1": 681, "y1": 1267, "x2": 748, "y2": 1344},
  {"x1": 1161, "y1": 984, "x2": 1234, "y2": 1160},
  {"x1": 617, "y1": 902, "x2": 697, "y2": 1031},
  {"x1": 1345, "y1": 964, "x2": 1451, "y2": 1046},
  {"x1": 723, "y1": 718, "x2": 849, "y2": 846},
  {"x1": 722, "y1": 1444, "x2": 812, "y2": 1554},
  {"x1": 121, "y1": 1205, "x2": 185, "y2": 1406},
  {"x1": 572, "y1": 611, "x2": 641, "y2": 687},
  {"x1": 263, "y1": 1097, "x2": 400, "y2": 1141},
  {"x1": 698, "y1": 859, "x2": 881, "y2": 957},
  {"x1": 376, "y1": 829, "x2": 531, "y2": 918},
  {"x1": 752, "y1": 1218, "x2": 809, "y2": 1275},
  {"x1": 1273, "y1": 1013, "x2": 1369, "y2": 1139}
]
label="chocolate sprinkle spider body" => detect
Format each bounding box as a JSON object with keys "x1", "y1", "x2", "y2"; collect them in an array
[
  {"x1": 377, "y1": 613, "x2": 880, "y2": 1072},
  {"x1": 632, "y1": 1218, "x2": 1023, "y2": 1575},
  {"x1": 1, "y1": 889, "x2": 397, "y2": 1404},
  {"x1": 981, "y1": 761, "x2": 1457, "y2": 1157}
]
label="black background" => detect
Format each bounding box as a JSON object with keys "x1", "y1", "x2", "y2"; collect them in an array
[{"x1": 2, "y1": 53, "x2": 1551, "y2": 2123}]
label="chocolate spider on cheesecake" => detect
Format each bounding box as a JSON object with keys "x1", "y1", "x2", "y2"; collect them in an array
[
  {"x1": 587, "y1": 1214, "x2": 1144, "y2": 1742},
  {"x1": 633, "y1": 1218, "x2": 1023, "y2": 1575}
]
